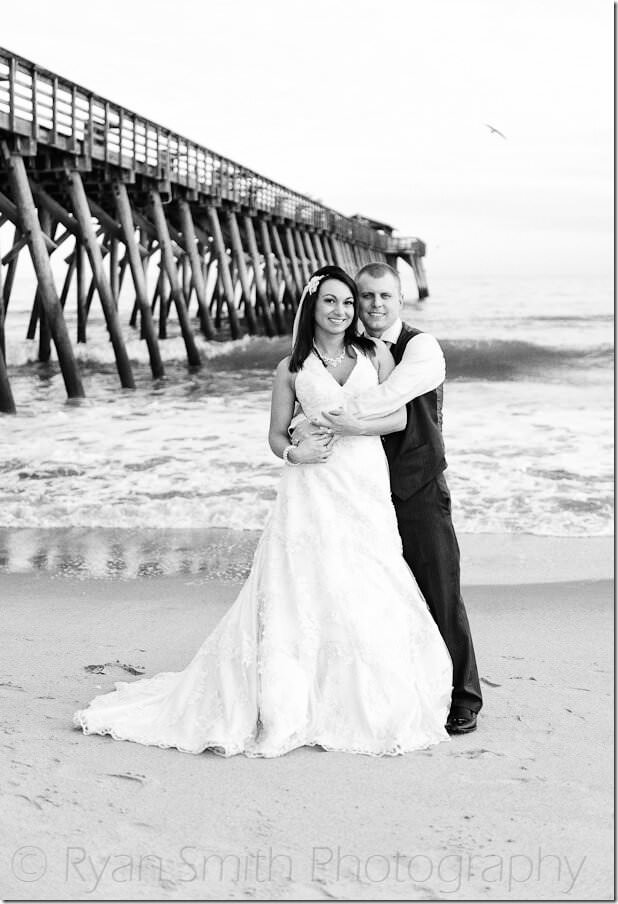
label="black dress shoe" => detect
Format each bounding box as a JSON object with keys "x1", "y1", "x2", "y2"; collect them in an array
[{"x1": 446, "y1": 708, "x2": 478, "y2": 734}]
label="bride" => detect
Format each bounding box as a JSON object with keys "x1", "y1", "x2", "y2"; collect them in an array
[{"x1": 73, "y1": 265, "x2": 453, "y2": 757}]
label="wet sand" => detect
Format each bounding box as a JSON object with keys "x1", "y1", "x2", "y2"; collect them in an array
[
  {"x1": 0, "y1": 528, "x2": 612, "y2": 584},
  {"x1": 0, "y1": 554, "x2": 613, "y2": 899}
]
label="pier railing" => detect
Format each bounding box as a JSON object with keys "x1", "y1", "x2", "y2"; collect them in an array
[{"x1": 0, "y1": 47, "x2": 421, "y2": 253}]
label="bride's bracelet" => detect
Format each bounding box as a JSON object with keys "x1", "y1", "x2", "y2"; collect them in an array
[{"x1": 283, "y1": 444, "x2": 301, "y2": 466}]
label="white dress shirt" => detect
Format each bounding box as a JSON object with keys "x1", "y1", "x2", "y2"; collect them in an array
[{"x1": 349, "y1": 318, "x2": 445, "y2": 419}]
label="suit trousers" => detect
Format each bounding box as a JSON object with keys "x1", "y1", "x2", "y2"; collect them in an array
[{"x1": 392, "y1": 472, "x2": 483, "y2": 715}]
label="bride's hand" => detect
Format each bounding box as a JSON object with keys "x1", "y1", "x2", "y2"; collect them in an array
[
  {"x1": 291, "y1": 432, "x2": 336, "y2": 464},
  {"x1": 290, "y1": 418, "x2": 333, "y2": 444}
]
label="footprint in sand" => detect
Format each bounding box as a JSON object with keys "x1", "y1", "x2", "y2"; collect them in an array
[
  {"x1": 12, "y1": 793, "x2": 43, "y2": 810},
  {"x1": 453, "y1": 748, "x2": 506, "y2": 759},
  {"x1": 105, "y1": 772, "x2": 147, "y2": 785},
  {"x1": 84, "y1": 661, "x2": 146, "y2": 676}
]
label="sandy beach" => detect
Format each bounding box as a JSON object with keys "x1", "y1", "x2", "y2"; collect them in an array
[
  {"x1": 0, "y1": 1, "x2": 613, "y2": 900},
  {"x1": 0, "y1": 535, "x2": 613, "y2": 900}
]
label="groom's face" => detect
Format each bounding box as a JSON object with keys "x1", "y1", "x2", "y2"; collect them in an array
[{"x1": 357, "y1": 272, "x2": 403, "y2": 337}]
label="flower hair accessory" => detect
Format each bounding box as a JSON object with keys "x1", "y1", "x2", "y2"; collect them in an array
[
  {"x1": 291, "y1": 273, "x2": 325, "y2": 346},
  {"x1": 306, "y1": 275, "x2": 324, "y2": 295}
]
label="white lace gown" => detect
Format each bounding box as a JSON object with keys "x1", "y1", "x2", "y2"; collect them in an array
[{"x1": 73, "y1": 351, "x2": 453, "y2": 757}]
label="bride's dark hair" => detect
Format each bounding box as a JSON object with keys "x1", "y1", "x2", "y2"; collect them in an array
[{"x1": 288, "y1": 265, "x2": 375, "y2": 372}]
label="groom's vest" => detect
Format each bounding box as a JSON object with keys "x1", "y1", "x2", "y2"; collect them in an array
[{"x1": 382, "y1": 323, "x2": 447, "y2": 500}]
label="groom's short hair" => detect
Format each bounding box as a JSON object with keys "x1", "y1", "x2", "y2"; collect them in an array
[{"x1": 355, "y1": 262, "x2": 402, "y2": 293}]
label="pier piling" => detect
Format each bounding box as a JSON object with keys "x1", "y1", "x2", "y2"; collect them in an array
[
  {"x1": 66, "y1": 168, "x2": 136, "y2": 388},
  {"x1": 259, "y1": 219, "x2": 286, "y2": 335},
  {"x1": 150, "y1": 189, "x2": 202, "y2": 366},
  {"x1": 0, "y1": 341, "x2": 15, "y2": 413},
  {"x1": 177, "y1": 199, "x2": 216, "y2": 340},
  {"x1": 284, "y1": 226, "x2": 304, "y2": 296},
  {"x1": 3, "y1": 149, "x2": 84, "y2": 400},
  {"x1": 36, "y1": 206, "x2": 54, "y2": 362},
  {"x1": 112, "y1": 180, "x2": 165, "y2": 378},
  {"x1": 206, "y1": 204, "x2": 241, "y2": 340},
  {"x1": 243, "y1": 214, "x2": 275, "y2": 336},
  {"x1": 270, "y1": 223, "x2": 297, "y2": 315},
  {"x1": 227, "y1": 210, "x2": 258, "y2": 335}
]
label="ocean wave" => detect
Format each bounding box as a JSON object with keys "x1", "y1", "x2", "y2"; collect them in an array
[
  {"x1": 441, "y1": 339, "x2": 612, "y2": 381},
  {"x1": 5, "y1": 331, "x2": 612, "y2": 383},
  {"x1": 525, "y1": 314, "x2": 613, "y2": 323}
]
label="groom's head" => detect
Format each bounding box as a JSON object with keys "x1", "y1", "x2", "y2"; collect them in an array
[{"x1": 356, "y1": 263, "x2": 403, "y2": 338}]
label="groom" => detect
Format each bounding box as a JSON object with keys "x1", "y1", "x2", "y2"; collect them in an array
[{"x1": 292, "y1": 263, "x2": 482, "y2": 733}]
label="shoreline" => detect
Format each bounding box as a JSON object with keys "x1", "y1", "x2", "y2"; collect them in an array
[
  {"x1": 0, "y1": 528, "x2": 613, "y2": 585},
  {"x1": 1, "y1": 570, "x2": 613, "y2": 899}
]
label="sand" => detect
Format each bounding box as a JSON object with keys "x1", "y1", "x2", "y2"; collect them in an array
[{"x1": 0, "y1": 549, "x2": 614, "y2": 899}]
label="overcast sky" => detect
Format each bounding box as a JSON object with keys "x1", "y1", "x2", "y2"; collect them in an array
[{"x1": 2, "y1": 0, "x2": 613, "y2": 278}]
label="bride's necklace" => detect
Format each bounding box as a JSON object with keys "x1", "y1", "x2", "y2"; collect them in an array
[{"x1": 313, "y1": 342, "x2": 346, "y2": 368}]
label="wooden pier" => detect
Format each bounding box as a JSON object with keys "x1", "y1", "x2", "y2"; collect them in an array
[{"x1": 0, "y1": 47, "x2": 428, "y2": 413}]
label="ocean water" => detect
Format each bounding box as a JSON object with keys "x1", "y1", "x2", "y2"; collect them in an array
[{"x1": 0, "y1": 269, "x2": 613, "y2": 549}]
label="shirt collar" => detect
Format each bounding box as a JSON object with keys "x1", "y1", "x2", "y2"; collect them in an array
[
  {"x1": 357, "y1": 317, "x2": 403, "y2": 344},
  {"x1": 380, "y1": 318, "x2": 404, "y2": 344}
]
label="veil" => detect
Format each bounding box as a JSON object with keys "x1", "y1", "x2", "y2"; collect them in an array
[{"x1": 291, "y1": 285, "x2": 309, "y2": 347}]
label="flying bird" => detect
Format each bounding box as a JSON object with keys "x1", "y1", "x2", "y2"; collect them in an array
[{"x1": 485, "y1": 123, "x2": 507, "y2": 139}]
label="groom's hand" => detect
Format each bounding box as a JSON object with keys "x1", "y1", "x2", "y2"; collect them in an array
[
  {"x1": 319, "y1": 408, "x2": 365, "y2": 436},
  {"x1": 289, "y1": 419, "x2": 334, "y2": 445}
]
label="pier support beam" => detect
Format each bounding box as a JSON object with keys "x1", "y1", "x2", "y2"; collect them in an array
[
  {"x1": 325, "y1": 235, "x2": 345, "y2": 270},
  {"x1": 205, "y1": 204, "x2": 241, "y2": 339},
  {"x1": 36, "y1": 207, "x2": 54, "y2": 362},
  {"x1": 270, "y1": 223, "x2": 298, "y2": 313},
  {"x1": 0, "y1": 241, "x2": 14, "y2": 413},
  {"x1": 0, "y1": 342, "x2": 15, "y2": 414},
  {"x1": 312, "y1": 233, "x2": 328, "y2": 268},
  {"x1": 301, "y1": 230, "x2": 318, "y2": 273},
  {"x1": 227, "y1": 210, "x2": 258, "y2": 335},
  {"x1": 76, "y1": 242, "x2": 87, "y2": 342},
  {"x1": 177, "y1": 198, "x2": 216, "y2": 339},
  {"x1": 284, "y1": 226, "x2": 304, "y2": 294},
  {"x1": 65, "y1": 168, "x2": 135, "y2": 388},
  {"x1": 109, "y1": 236, "x2": 119, "y2": 302},
  {"x1": 3, "y1": 226, "x2": 20, "y2": 313},
  {"x1": 2, "y1": 150, "x2": 84, "y2": 400},
  {"x1": 0, "y1": 190, "x2": 56, "y2": 254},
  {"x1": 335, "y1": 239, "x2": 349, "y2": 274},
  {"x1": 58, "y1": 249, "x2": 75, "y2": 314},
  {"x1": 149, "y1": 189, "x2": 203, "y2": 364},
  {"x1": 243, "y1": 214, "x2": 275, "y2": 336},
  {"x1": 112, "y1": 181, "x2": 165, "y2": 378},
  {"x1": 0, "y1": 245, "x2": 5, "y2": 360},
  {"x1": 156, "y1": 265, "x2": 168, "y2": 338},
  {"x1": 349, "y1": 244, "x2": 361, "y2": 270},
  {"x1": 258, "y1": 219, "x2": 286, "y2": 334},
  {"x1": 408, "y1": 253, "x2": 429, "y2": 299},
  {"x1": 292, "y1": 228, "x2": 310, "y2": 283},
  {"x1": 342, "y1": 241, "x2": 356, "y2": 275}
]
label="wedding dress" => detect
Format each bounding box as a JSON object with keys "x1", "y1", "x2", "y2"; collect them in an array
[{"x1": 73, "y1": 350, "x2": 453, "y2": 757}]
